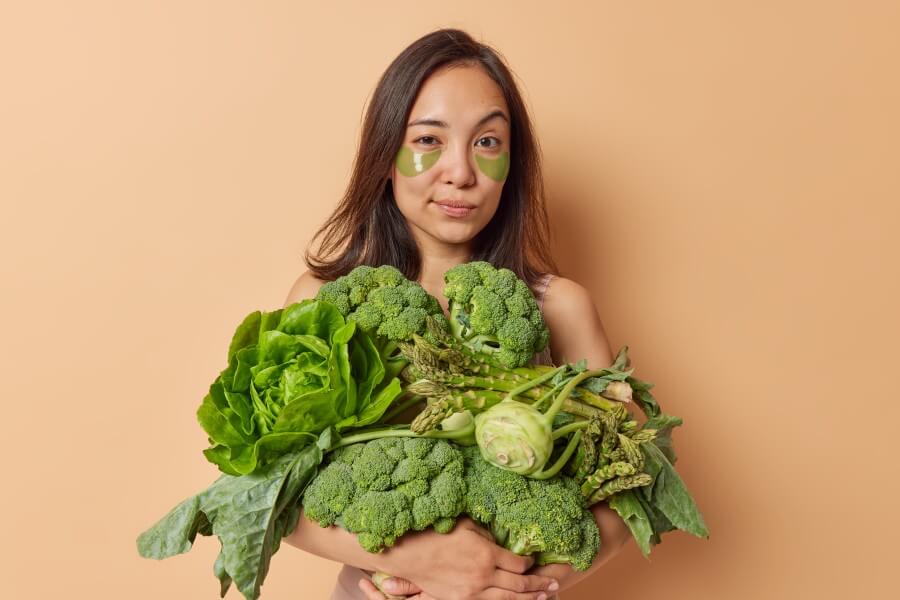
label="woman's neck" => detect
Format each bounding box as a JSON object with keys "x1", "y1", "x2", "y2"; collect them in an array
[{"x1": 412, "y1": 235, "x2": 473, "y2": 312}]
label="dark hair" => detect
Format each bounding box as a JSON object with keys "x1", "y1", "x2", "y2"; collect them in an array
[{"x1": 305, "y1": 28, "x2": 558, "y2": 287}]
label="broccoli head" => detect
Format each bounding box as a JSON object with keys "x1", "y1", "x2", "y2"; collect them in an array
[
  {"x1": 301, "y1": 437, "x2": 466, "y2": 552},
  {"x1": 442, "y1": 261, "x2": 550, "y2": 368},
  {"x1": 461, "y1": 446, "x2": 599, "y2": 571},
  {"x1": 316, "y1": 265, "x2": 445, "y2": 345}
]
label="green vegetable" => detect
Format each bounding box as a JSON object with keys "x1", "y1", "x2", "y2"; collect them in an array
[
  {"x1": 302, "y1": 437, "x2": 467, "y2": 552},
  {"x1": 303, "y1": 437, "x2": 600, "y2": 572},
  {"x1": 138, "y1": 262, "x2": 709, "y2": 600},
  {"x1": 472, "y1": 365, "x2": 608, "y2": 479},
  {"x1": 197, "y1": 299, "x2": 403, "y2": 475},
  {"x1": 137, "y1": 435, "x2": 325, "y2": 600},
  {"x1": 462, "y1": 446, "x2": 600, "y2": 571},
  {"x1": 316, "y1": 265, "x2": 446, "y2": 381},
  {"x1": 443, "y1": 261, "x2": 550, "y2": 368}
]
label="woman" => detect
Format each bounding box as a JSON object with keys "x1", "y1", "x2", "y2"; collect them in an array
[{"x1": 283, "y1": 28, "x2": 632, "y2": 600}]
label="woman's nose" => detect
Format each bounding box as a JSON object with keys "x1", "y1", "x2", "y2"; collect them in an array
[{"x1": 439, "y1": 142, "x2": 477, "y2": 187}]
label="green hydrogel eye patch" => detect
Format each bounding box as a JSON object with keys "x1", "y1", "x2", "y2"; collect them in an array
[
  {"x1": 395, "y1": 146, "x2": 442, "y2": 176},
  {"x1": 475, "y1": 152, "x2": 510, "y2": 182}
]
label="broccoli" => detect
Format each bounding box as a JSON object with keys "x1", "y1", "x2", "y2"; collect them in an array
[
  {"x1": 316, "y1": 265, "x2": 447, "y2": 386},
  {"x1": 461, "y1": 446, "x2": 600, "y2": 571},
  {"x1": 302, "y1": 437, "x2": 600, "y2": 571},
  {"x1": 301, "y1": 437, "x2": 466, "y2": 552},
  {"x1": 317, "y1": 265, "x2": 444, "y2": 346},
  {"x1": 443, "y1": 261, "x2": 550, "y2": 368}
]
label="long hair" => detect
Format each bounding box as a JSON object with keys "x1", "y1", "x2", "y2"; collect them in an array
[{"x1": 305, "y1": 28, "x2": 558, "y2": 287}]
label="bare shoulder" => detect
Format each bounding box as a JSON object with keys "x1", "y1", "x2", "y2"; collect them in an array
[
  {"x1": 283, "y1": 270, "x2": 328, "y2": 308},
  {"x1": 541, "y1": 276, "x2": 595, "y2": 316},
  {"x1": 540, "y1": 275, "x2": 614, "y2": 368}
]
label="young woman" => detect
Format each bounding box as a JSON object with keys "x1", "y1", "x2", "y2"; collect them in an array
[{"x1": 282, "y1": 28, "x2": 632, "y2": 600}]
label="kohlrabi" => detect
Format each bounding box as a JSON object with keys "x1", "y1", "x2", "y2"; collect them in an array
[{"x1": 474, "y1": 366, "x2": 610, "y2": 479}]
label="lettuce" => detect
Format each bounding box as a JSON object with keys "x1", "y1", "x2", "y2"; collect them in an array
[{"x1": 197, "y1": 299, "x2": 402, "y2": 475}]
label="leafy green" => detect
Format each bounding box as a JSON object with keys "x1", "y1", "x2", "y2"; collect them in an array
[
  {"x1": 608, "y1": 490, "x2": 655, "y2": 556},
  {"x1": 197, "y1": 299, "x2": 401, "y2": 475},
  {"x1": 137, "y1": 440, "x2": 324, "y2": 600},
  {"x1": 639, "y1": 443, "x2": 709, "y2": 539}
]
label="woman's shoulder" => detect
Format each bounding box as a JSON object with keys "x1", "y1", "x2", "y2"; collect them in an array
[
  {"x1": 283, "y1": 270, "x2": 328, "y2": 307},
  {"x1": 539, "y1": 274, "x2": 613, "y2": 367},
  {"x1": 539, "y1": 275, "x2": 595, "y2": 316}
]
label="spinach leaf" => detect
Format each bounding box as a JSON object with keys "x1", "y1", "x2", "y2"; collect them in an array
[
  {"x1": 608, "y1": 490, "x2": 655, "y2": 557},
  {"x1": 137, "y1": 439, "x2": 324, "y2": 600},
  {"x1": 640, "y1": 443, "x2": 709, "y2": 539}
]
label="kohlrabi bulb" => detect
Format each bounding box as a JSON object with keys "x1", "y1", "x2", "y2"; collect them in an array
[{"x1": 474, "y1": 400, "x2": 553, "y2": 475}]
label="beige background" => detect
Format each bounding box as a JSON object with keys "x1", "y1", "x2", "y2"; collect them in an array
[{"x1": 2, "y1": 1, "x2": 898, "y2": 598}]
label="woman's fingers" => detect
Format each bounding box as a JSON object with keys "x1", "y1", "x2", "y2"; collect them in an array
[
  {"x1": 481, "y1": 588, "x2": 556, "y2": 600},
  {"x1": 490, "y1": 569, "x2": 560, "y2": 595},
  {"x1": 374, "y1": 575, "x2": 423, "y2": 596},
  {"x1": 358, "y1": 574, "x2": 424, "y2": 599},
  {"x1": 358, "y1": 578, "x2": 389, "y2": 600},
  {"x1": 491, "y1": 546, "x2": 535, "y2": 574}
]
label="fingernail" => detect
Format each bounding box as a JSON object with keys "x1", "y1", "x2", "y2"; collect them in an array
[
  {"x1": 537, "y1": 594, "x2": 547, "y2": 600},
  {"x1": 381, "y1": 579, "x2": 397, "y2": 592},
  {"x1": 549, "y1": 580, "x2": 560, "y2": 591}
]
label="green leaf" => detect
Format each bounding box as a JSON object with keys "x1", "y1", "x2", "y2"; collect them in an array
[
  {"x1": 213, "y1": 544, "x2": 233, "y2": 597},
  {"x1": 636, "y1": 492, "x2": 673, "y2": 543},
  {"x1": 136, "y1": 474, "x2": 231, "y2": 559},
  {"x1": 640, "y1": 443, "x2": 709, "y2": 539},
  {"x1": 228, "y1": 431, "x2": 317, "y2": 475},
  {"x1": 629, "y1": 376, "x2": 659, "y2": 419},
  {"x1": 204, "y1": 443, "x2": 323, "y2": 600},
  {"x1": 278, "y1": 300, "x2": 345, "y2": 341},
  {"x1": 644, "y1": 413, "x2": 683, "y2": 464},
  {"x1": 329, "y1": 323, "x2": 357, "y2": 418},
  {"x1": 608, "y1": 490, "x2": 654, "y2": 557},
  {"x1": 353, "y1": 377, "x2": 403, "y2": 428},
  {"x1": 272, "y1": 388, "x2": 342, "y2": 433},
  {"x1": 257, "y1": 330, "x2": 306, "y2": 364},
  {"x1": 197, "y1": 389, "x2": 250, "y2": 448},
  {"x1": 137, "y1": 495, "x2": 206, "y2": 559},
  {"x1": 610, "y1": 346, "x2": 631, "y2": 371},
  {"x1": 202, "y1": 445, "x2": 242, "y2": 476},
  {"x1": 350, "y1": 329, "x2": 385, "y2": 410},
  {"x1": 228, "y1": 311, "x2": 262, "y2": 364}
]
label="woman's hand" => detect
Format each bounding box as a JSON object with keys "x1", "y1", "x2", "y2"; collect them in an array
[
  {"x1": 358, "y1": 576, "x2": 430, "y2": 599},
  {"x1": 367, "y1": 517, "x2": 560, "y2": 600}
]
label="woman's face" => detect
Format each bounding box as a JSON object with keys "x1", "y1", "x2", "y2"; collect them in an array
[{"x1": 390, "y1": 64, "x2": 511, "y2": 250}]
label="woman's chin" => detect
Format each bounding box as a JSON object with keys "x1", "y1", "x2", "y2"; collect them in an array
[{"x1": 428, "y1": 222, "x2": 482, "y2": 245}]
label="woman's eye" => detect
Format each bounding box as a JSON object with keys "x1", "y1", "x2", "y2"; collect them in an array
[
  {"x1": 415, "y1": 136, "x2": 438, "y2": 146},
  {"x1": 477, "y1": 136, "x2": 501, "y2": 149}
]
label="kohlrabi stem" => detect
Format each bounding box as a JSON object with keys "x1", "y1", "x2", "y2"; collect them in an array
[
  {"x1": 504, "y1": 365, "x2": 567, "y2": 401},
  {"x1": 551, "y1": 420, "x2": 591, "y2": 440},
  {"x1": 333, "y1": 421, "x2": 476, "y2": 449},
  {"x1": 531, "y1": 380, "x2": 568, "y2": 411},
  {"x1": 545, "y1": 369, "x2": 610, "y2": 422},
  {"x1": 532, "y1": 430, "x2": 583, "y2": 480}
]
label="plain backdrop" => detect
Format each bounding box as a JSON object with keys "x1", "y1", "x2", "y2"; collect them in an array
[{"x1": 1, "y1": 1, "x2": 898, "y2": 599}]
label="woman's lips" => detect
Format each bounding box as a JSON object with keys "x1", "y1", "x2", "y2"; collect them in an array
[{"x1": 434, "y1": 200, "x2": 475, "y2": 218}]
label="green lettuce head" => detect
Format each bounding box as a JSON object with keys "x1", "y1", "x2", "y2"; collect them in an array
[{"x1": 197, "y1": 299, "x2": 403, "y2": 475}]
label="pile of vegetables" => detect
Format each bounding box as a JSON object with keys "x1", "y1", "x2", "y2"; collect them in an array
[{"x1": 137, "y1": 262, "x2": 708, "y2": 599}]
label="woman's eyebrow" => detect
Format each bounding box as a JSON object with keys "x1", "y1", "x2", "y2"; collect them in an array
[{"x1": 407, "y1": 109, "x2": 509, "y2": 129}]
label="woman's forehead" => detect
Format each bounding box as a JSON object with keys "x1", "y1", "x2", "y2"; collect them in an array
[{"x1": 408, "y1": 66, "x2": 509, "y2": 129}]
